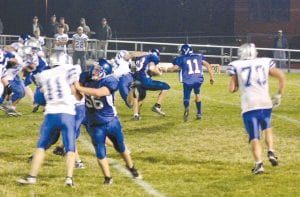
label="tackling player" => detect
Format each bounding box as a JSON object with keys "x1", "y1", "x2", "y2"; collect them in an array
[
  {"x1": 164, "y1": 44, "x2": 214, "y2": 121},
  {"x1": 227, "y1": 43, "x2": 285, "y2": 174},
  {"x1": 74, "y1": 58, "x2": 142, "y2": 184}
]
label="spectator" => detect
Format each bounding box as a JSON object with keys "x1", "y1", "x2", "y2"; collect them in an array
[
  {"x1": 46, "y1": 14, "x2": 59, "y2": 37},
  {"x1": 0, "y1": 18, "x2": 3, "y2": 35},
  {"x1": 273, "y1": 30, "x2": 289, "y2": 68},
  {"x1": 53, "y1": 24, "x2": 69, "y2": 54},
  {"x1": 32, "y1": 16, "x2": 43, "y2": 35},
  {"x1": 72, "y1": 26, "x2": 88, "y2": 71},
  {"x1": 59, "y1": 17, "x2": 69, "y2": 34},
  {"x1": 96, "y1": 18, "x2": 112, "y2": 58},
  {"x1": 79, "y1": 17, "x2": 91, "y2": 37}
]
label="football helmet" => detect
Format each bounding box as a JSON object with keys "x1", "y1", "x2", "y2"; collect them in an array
[
  {"x1": 115, "y1": 50, "x2": 129, "y2": 62},
  {"x1": 180, "y1": 44, "x2": 193, "y2": 55},
  {"x1": 49, "y1": 52, "x2": 73, "y2": 67},
  {"x1": 18, "y1": 34, "x2": 31, "y2": 43},
  {"x1": 150, "y1": 49, "x2": 160, "y2": 57},
  {"x1": 92, "y1": 58, "x2": 113, "y2": 80},
  {"x1": 24, "y1": 39, "x2": 42, "y2": 52},
  {"x1": 238, "y1": 43, "x2": 257, "y2": 60}
]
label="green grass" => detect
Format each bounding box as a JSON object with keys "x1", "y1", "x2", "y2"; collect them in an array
[{"x1": 0, "y1": 73, "x2": 299, "y2": 197}]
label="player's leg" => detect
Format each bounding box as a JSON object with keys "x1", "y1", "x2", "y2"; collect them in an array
[
  {"x1": 132, "y1": 87, "x2": 145, "y2": 120},
  {"x1": 60, "y1": 114, "x2": 76, "y2": 186},
  {"x1": 243, "y1": 110, "x2": 264, "y2": 174},
  {"x1": 183, "y1": 83, "x2": 192, "y2": 122},
  {"x1": 107, "y1": 117, "x2": 142, "y2": 179},
  {"x1": 261, "y1": 109, "x2": 278, "y2": 166},
  {"x1": 194, "y1": 83, "x2": 202, "y2": 119},
  {"x1": 74, "y1": 104, "x2": 86, "y2": 168}
]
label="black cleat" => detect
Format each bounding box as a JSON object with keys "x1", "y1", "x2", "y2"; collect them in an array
[
  {"x1": 196, "y1": 114, "x2": 202, "y2": 120},
  {"x1": 32, "y1": 104, "x2": 40, "y2": 113},
  {"x1": 103, "y1": 176, "x2": 113, "y2": 185},
  {"x1": 127, "y1": 166, "x2": 142, "y2": 179},
  {"x1": 183, "y1": 108, "x2": 189, "y2": 122},
  {"x1": 268, "y1": 151, "x2": 279, "y2": 166},
  {"x1": 53, "y1": 146, "x2": 65, "y2": 157}
]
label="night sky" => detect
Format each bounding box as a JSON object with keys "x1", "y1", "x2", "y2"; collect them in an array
[{"x1": 0, "y1": 0, "x2": 234, "y2": 38}]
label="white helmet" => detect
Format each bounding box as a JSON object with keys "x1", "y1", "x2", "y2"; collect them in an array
[
  {"x1": 49, "y1": 52, "x2": 73, "y2": 67},
  {"x1": 24, "y1": 39, "x2": 42, "y2": 52},
  {"x1": 238, "y1": 43, "x2": 257, "y2": 60}
]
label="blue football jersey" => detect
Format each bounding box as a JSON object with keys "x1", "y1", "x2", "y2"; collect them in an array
[
  {"x1": 81, "y1": 75, "x2": 119, "y2": 125},
  {"x1": 135, "y1": 54, "x2": 160, "y2": 78},
  {"x1": 173, "y1": 53, "x2": 205, "y2": 85}
]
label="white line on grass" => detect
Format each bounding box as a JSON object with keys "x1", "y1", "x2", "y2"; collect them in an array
[
  {"x1": 202, "y1": 95, "x2": 300, "y2": 126},
  {"x1": 79, "y1": 136, "x2": 166, "y2": 197}
]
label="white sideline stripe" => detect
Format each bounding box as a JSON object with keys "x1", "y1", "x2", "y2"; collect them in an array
[
  {"x1": 202, "y1": 95, "x2": 300, "y2": 125},
  {"x1": 79, "y1": 136, "x2": 165, "y2": 197}
]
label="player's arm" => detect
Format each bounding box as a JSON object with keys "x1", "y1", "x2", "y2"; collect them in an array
[
  {"x1": 228, "y1": 75, "x2": 238, "y2": 93},
  {"x1": 148, "y1": 62, "x2": 162, "y2": 75},
  {"x1": 125, "y1": 51, "x2": 148, "y2": 61},
  {"x1": 203, "y1": 60, "x2": 214, "y2": 85},
  {"x1": 269, "y1": 67, "x2": 285, "y2": 95},
  {"x1": 71, "y1": 84, "x2": 83, "y2": 101},
  {"x1": 74, "y1": 81, "x2": 111, "y2": 98},
  {"x1": 163, "y1": 65, "x2": 180, "y2": 72},
  {"x1": 269, "y1": 67, "x2": 286, "y2": 108}
]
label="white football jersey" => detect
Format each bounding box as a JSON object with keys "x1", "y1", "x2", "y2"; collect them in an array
[
  {"x1": 5, "y1": 51, "x2": 23, "y2": 80},
  {"x1": 54, "y1": 33, "x2": 69, "y2": 51},
  {"x1": 227, "y1": 57, "x2": 275, "y2": 113},
  {"x1": 72, "y1": 33, "x2": 88, "y2": 51},
  {"x1": 37, "y1": 64, "x2": 81, "y2": 115}
]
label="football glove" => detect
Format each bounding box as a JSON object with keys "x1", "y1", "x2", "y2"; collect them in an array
[{"x1": 272, "y1": 94, "x2": 282, "y2": 108}]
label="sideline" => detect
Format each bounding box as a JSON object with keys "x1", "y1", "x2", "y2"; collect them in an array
[{"x1": 79, "y1": 136, "x2": 166, "y2": 197}]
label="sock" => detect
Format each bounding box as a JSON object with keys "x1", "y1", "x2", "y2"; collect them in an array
[
  {"x1": 184, "y1": 100, "x2": 189, "y2": 108},
  {"x1": 196, "y1": 101, "x2": 201, "y2": 115}
]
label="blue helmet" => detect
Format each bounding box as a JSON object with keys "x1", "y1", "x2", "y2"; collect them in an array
[
  {"x1": 180, "y1": 44, "x2": 193, "y2": 55},
  {"x1": 150, "y1": 49, "x2": 160, "y2": 57},
  {"x1": 18, "y1": 34, "x2": 31, "y2": 43},
  {"x1": 92, "y1": 58, "x2": 113, "y2": 80}
]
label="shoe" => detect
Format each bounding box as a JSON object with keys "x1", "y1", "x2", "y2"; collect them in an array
[
  {"x1": 75, "y1": 160, "x2": 85, "y2": 169},
  {"x1": 268, "y1": 151, "x2": 278, "y2": 166},
  {"x1": 103, "y1": 176, "x2": 113, "y2": 185},
  {"x1": 32, "y1": 104, "x2": 40, "y2": 113},
  {"x1": 151, "y1": 106, "x2": 165, "y2": 116},
  {"x1": 65, "y1": 176, "x2": 74, "y2": 187},
  {"x1": 251, "y1": 162, "x2": 264, "y2": 174},
  {"x1": 3, "y1": 104, "x2": 22, "y2": 117},
  {"x1": 127, "y1": 166, "x2": 142, "y2": 179},
  {"x1": 196, "y1": 114, "x2": 202, "y2": 120},
  {"x1": 17, "y1": 175, "x2": 37, "y2": 185},
  {"x1": 28, "y1": 155, "x2": 33, "y2": 163},
  {"x1": 53, "y1": 146, "x2": 65, "y2": 157},
  {"x1": 133, "y1": 114, "x2": 141, "y2": 121},
  {"x1": 183, "y1": 108, "x2": 189, "y2": 122}
]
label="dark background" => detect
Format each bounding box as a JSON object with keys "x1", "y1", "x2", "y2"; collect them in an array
[{"x1": 0, "y1": 0, "x2": 234, "y2": 38}]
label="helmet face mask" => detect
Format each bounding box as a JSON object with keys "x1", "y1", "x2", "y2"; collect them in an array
[
  {"x1": 180, "y1": 44, "x2": 193, "y2": 55},
  {"x1": 92, "y1": 64, "x2": 106, "y2": 81},
  {"x1": 238, "y1": 43, "x2": 257, "y2": 60}
]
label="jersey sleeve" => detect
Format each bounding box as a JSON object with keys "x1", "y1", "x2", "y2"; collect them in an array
[
  {"x1": 172, "y1": 57, "x2": 182, "y2": 67},
  {"x1": 226, "y1": 64, "x2": 237, "y2": 76},
  {"x1": 149, "y1": 54, "x2": 160, "y2": 65},
  {"x1": 103, "y1": 76, "x2": 119, "y2": 93}
]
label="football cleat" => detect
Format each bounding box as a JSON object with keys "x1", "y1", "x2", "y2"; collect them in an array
[
  {"x1": 268, "y1": 151, "x2": 279, "y2": 166},
  {"x1": 32, "y1": 104, "x2": 40, "y2": 113},
  {"x1": 17, "y1": 175, "x2": 37, "y2": 185},
  {"x1": 65, "y1": 176, "x2": 74, "y2": 187},
  {"x1": 133, "y1": 114, "x2": 141, "y2": 121},
  {"x1": 251, "y1": 162, "x2": 264, "y2": 174},
  {"x1": 196, "y1": 114, "x2": 202, "y2": 120},
  {"x1": 151, "y1": 106, "x2": 165, "y2": 116},
  {"x1": 127, "y1": 166, "x2": 142, "y2": 179},
  {"x1": 75, "y1": 160, "x2": 85, "y2": 169},
  {"x1": 183, "y1": 108, "x2": 189, "y2": 122},
  {"x1": 53, "y1": 146, "x2": 65, "y2": 156},
  {"x1": 103, "y1": 176, "x2": 113, "y2": 185}
]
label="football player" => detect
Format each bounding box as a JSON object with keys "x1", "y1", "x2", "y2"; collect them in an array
[
  {"x1": 227, "y1": 43, "x2": 285, "y2": 174},
  {"x1": 17, "y1": 52, "x2": 81, "y2": 186},
  {"x1": 132, "y1": 49, "x2": 170, "y2": 119},
  {"x1": 74, "y1": 58, "x2": 142, "y2": 185},
  {"x1": 163, "y1": 44, "x2": 214, "y2": 121}
]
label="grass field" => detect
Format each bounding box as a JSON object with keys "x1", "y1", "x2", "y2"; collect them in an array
[{"x1": 0, "y1": 72, "x2": 299, "y2": 197}]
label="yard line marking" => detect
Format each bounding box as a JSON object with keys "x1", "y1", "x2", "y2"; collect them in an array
[
  {"x1": 79, "y1": 136, "x2": 166, "y2": 197},
  {"x1": 201, "y1": 95, "x2": 300, "y2": 126}
]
